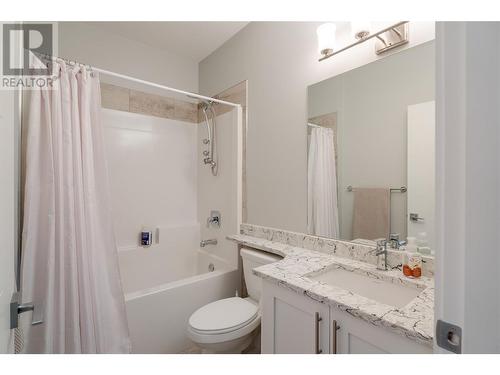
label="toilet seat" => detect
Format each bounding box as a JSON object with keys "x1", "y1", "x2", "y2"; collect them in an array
[{"x1": 187, "y1": 297, "x2": 261, "y2": 344}]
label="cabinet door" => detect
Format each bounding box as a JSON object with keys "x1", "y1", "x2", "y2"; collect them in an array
[
  {"x1": 331, "y1": 307, "x2": 432, "y2": 354},
  {"x1": 261, "y1": 280, "x2": 330, "y2": 354}
]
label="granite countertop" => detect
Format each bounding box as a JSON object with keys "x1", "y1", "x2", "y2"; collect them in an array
[{"x1": 227, "y1": 233, "x2": 434, "y2": 347}]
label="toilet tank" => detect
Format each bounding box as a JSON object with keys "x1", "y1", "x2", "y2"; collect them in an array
[{"x1": 241, "y1": 247, "x2": 282, "y2": 302}]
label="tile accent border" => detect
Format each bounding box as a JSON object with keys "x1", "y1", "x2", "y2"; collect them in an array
[
  {"x1": 100, "y1": 83, "x2": 199, "y2": 123},
  {"x1": 240, "y1": 223, "x2": 434, "y2": 277}
]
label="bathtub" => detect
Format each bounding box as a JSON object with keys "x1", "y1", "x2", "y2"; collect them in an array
[{"x1": 117, "y1": 225, "x2": 240, "y2": 353}]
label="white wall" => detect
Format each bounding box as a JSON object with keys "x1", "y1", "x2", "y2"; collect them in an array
[
  {"x1": 308, "y1": 42, "x2": 435, "y2": 240},
  {"x1": 199, "y1": 22, "x2": 435, "y2": 233},
  {"x1": 58, "y1": 22, "x2": 198, "y2": 93}
]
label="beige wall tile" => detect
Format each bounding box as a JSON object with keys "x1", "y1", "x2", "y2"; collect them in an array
[
  {"x1": 101, "y1": 83, "x2": 130, "y2": 112},
  {"x1": 174, "y1": 99, "x2": 198, "y2": 123},
  {"x1": 130, "y1": 89, "x2": 175, "y2": 119}
]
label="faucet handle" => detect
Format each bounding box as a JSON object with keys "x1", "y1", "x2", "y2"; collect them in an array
[
  {"x1": 207, "y1": 210, "x2": 221, "y2": 228},
  {"x1": 389, "y1": 233, "x2": 399, "y2": 241},
  {"x1": 376, "y1": 239, "x2": 387, "y2": 247}
]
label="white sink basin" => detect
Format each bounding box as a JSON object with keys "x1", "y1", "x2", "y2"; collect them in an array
[{"x1": 309, "y1": 268, "x2": 422, "y2": 308}]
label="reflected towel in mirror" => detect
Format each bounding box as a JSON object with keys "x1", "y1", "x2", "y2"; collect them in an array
[{"x1": 351, "y1": 188, "x2": 390, "y2": 241}]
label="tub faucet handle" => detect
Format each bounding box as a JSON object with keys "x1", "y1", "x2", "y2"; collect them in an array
[{"x1": 207, "y1": 210, "x2": 221, "y2": 228}]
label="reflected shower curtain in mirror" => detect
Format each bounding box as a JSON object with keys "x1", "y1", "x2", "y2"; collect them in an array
[
  {"x1": 20, "y1": 62, "x2": 130, "y2": 353},
  {"x1": 307, "y1": 126, "x2": 339, "y2": 238}
]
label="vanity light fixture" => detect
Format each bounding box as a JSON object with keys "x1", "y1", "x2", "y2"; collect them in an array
[
  {"x1": 316, "y1": 23, "x2": 337, "y2": 58},
  {"x1": 318, "y1": 21, "x2": 409, "y2": 62},
  {"x1": 351, "y1": 21, "x2": 371, "y2": 39}
]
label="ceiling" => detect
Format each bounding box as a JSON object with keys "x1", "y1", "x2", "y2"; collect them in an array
[{"x1": 87, "y1": 22, "x2": 249, "y2": 62}]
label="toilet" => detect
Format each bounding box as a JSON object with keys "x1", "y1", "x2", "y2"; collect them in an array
[{"x1": 187, "y1": 247, "x2": 281, "y2": 353}]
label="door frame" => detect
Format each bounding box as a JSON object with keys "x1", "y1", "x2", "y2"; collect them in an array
[{"x1": 435, "y1": 21, "x2": 500, "y2": 353}]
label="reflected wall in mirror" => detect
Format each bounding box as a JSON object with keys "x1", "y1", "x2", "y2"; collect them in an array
[{"x1": 307, "y1": 41, "x2": 435, "y2": 253}]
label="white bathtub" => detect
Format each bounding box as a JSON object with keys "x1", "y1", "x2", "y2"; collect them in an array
[
  {"x1": 123, "y1": 249, "x2": 238, "y2": 354},
  {"x1": 117, "y1": 225, "x2": 239, "y2": 353}
]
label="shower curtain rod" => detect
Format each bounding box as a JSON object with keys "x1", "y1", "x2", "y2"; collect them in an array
[
  {"x1": 93, "y1": 67, "x2": 241, "y2": 108},
  {"x1": 37, "y1": 53, "x2": 241, "y2": 108},
  {"x1": 307, "y1": 123, "x2": 322, "y2": 128}
]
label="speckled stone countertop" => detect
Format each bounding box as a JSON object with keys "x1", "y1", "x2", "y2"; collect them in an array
[{"x1": 227, "y1": 234, "x2": 434, "y2": 347}]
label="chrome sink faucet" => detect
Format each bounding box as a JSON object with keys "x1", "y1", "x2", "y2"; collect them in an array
[
  {"x1": 389, "y1": 233, "x2": 407, "y2": 250},
  {"x1": 374, "y1": 239, "x2": 388, "y2": 271}
]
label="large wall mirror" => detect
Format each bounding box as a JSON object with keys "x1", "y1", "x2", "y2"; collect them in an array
[{"x1": 307, "y1": 41, "x2": 435, "y2": 253}]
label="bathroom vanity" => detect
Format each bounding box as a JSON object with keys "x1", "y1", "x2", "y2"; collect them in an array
[
  {"x1": 261, "y1": 281, "x2": 432, "y2": 354},
  {"x1": 228, "y1": 224, "x2": 434, "y2": 354},
  {"x1": 261, "y1": 281, "x2": 431, "y2": 354}
]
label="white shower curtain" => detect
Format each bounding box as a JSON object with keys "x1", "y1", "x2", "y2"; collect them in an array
[
  {"x1": 307, "y1": 126, "x2": 339, "y2": 238},
  {"x1": 20, "y1": 62, "x2": 131, "y2": 353}
]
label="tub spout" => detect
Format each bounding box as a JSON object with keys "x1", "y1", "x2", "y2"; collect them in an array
[{"x1": 200, "y1": 239, "x2": 217, "y2": 247}]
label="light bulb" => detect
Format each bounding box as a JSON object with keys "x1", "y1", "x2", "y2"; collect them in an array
[{"x1": 316, "y1": 23, "x2": 336, "y2": 57}]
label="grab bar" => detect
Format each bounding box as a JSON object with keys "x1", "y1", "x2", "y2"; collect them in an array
[{"x1": 346, "y1": 185, "x2": 407, "y2": 193}]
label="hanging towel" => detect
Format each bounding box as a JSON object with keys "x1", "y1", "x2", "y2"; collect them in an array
[{"x1": 352, "y1": 188, "x2": 390, "y2": 240}]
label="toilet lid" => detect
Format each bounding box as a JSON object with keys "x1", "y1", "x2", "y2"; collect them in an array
[{"x1": 189, "y1": 297, "x2": 259, "y2": 334}]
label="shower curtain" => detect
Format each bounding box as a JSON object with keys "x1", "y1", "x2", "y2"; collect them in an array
[
  {"x1": 20, "y1": 62, "x2": 130, "y2": 353},
  {"x1": 307, "y1": 126, "x2": 339, "y2": 238}
]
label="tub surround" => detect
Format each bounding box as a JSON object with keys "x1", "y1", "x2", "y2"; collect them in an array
[{"x1": 228, "y1": 224, "x2": 434, "y2": 347}]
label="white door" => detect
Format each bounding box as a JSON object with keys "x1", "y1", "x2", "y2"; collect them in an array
[
  {"x1": 435, "y1": 22, "x2": 500, "y2": 353},
  {"x1": 407, "y1": 101, "x2": 435, "y2": 250},
  {"x1": 0, "y1": 88, "x2": 17, "y2": 353}
]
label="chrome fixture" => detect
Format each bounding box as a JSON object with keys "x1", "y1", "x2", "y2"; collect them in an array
[
  {"x1": 389, "y1": 233, "x2": 407, "y2": 250},
  {"x1": 314, "y1": 312, "x2": 323, "y2": 354},
  {"x1": 201, "y1": 100, "x2": 218, "y2": 176},
  {"x1": 10, "y1": 292, "x2": 43, "y2": 329},
  {"x1": 200, "y1": 238, "x2": 218, "y2": 247},
  {"x1": 207, "y1": 210, "x2": 221, "y2": 228},
  {"x1": 346, "y1": 185, "x2": 407, "y2": 193},
  {"x1": 332, "y1": 319, "x2": 340, "y2": 354},
  {"x1": 374, "y1": 239, "x2": 388, "y2": 271},
  {"x1": 409, "y1": 213, "x2": 425, "y2": 222},
  {"x1": 318, "y1": 21, "x2": 409, "y2": 62},
  {"x1": 352, "y1": 21, "x2": 371, "y2": 40}
]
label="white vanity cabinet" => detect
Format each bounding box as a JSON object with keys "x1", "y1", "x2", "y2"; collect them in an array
[
  {"x1": 261, "y1": 280, "x2": 330, "y2": 354},
  {"x1": 331, "y1": 307, "x2": 432, "y2": 354},
  {"x1": 261, "y1": 280, "x2": 432, "y2": 354}
]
